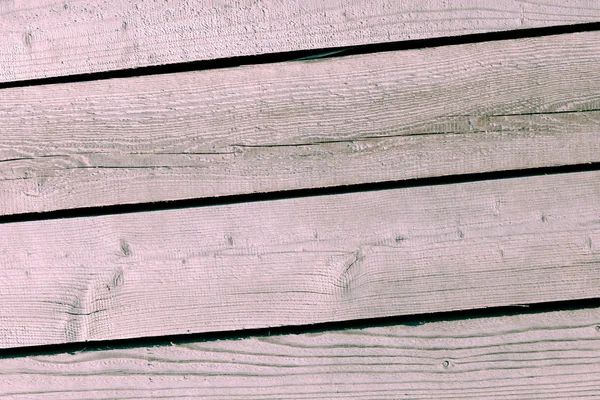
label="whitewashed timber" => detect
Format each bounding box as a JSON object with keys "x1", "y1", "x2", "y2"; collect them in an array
[
  {"x1": 0, "y1": 307, "x2": 599, "y2": 399},
  {"x1": 1, "y1": 0, "x2": 599, "y2": 82},
  {"x1": 1, "y1": 31, "x2": 599, "y2": 215},
  {"x1": 0, "y1": 171, "x2": 599, "y2": 348}
]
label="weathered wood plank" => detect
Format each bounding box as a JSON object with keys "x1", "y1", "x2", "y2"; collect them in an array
[
  {"x1": 1, "y1": 307, "x2": 599, "y2": 399},
  {"x1": 2, "y1": 31, "x2": 600, "y2": 216},
  {"x1": 1, "y1": 171, "x2": 600, "y2": 349},
  {"x1": 1, "y1": 0, "x2": 599, "y2": 83}
]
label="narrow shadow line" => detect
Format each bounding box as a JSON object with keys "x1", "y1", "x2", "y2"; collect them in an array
[
  {"x1": 1, "y1": 21, "x2": 599, "y2": 90},
  {"x1": 1, "y1": 162, "x2": 600, "y2": 225},
  {"x1": 1, "y1": 297, "x2": 599, "y2": 359}
]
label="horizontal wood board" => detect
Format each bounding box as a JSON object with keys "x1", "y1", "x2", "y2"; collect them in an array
[
  {"x1": 1, "y1": 307, "x2": 599, "y2": 399},
  {"x1": 2, "y1": 31, "x2": 600, "y2": 215},
  {"x1": 1, "y1": 170, "x2": 600, "y2": 349},
  {"x1": 1, "y1": 0, "x2": 600, "y2": 83}
]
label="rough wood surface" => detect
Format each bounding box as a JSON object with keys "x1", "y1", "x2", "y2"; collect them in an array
[
  {"x1": 2, "y1": 31, "x2": 600, "y2": 216},
  {"x1": 1, "y1": 0, "x2": 599, "y2": 83},
  {"x1": 1, "y1": 171, "x2": 600, "y2": 349},
  {"x1": 1, "y1": 307, "x2": 599, "y2": 399}
]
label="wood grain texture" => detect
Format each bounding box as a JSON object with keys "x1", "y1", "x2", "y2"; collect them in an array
[
  {"x1": 1, "y1": 171, "x2": 600, "y2": 349},
  {"x1": 2, "y1": 31, "x2": 600, "y2": 216},
  {"x1": 2, "y1": 0, "x2": 600, "y2": 83},
  {"x1": 1, "y1": 307, "x2": 600, "y2": 399}
]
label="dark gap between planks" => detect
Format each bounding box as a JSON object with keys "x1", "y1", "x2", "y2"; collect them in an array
[
  {"x1": 1, "y1": 162, "x2": 600, "y2": 224},
  {"x1": 0, "y1": 21, "x2": 599, "y2": 90},
  {"x1": 1, "y1": 297, "x2": 599, "y2": 360}
]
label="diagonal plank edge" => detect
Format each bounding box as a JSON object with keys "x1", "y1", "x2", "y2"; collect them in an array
[
  {"x1": 2, "y1": 0, "x2": 600, "y2": 83},
  {"x1": 1, "y1": 30, "x2": 600, "y2": 215},
  {"x1": 1, "y1": 307, "x2": 600, "y2": 398},
  {"x1": 1, "y1": 170, "x2": 599, "y2": 349}
]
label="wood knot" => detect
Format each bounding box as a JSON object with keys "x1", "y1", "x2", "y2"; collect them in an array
[
  {"x1": 23, "y1": 31, "x2": 33, "y2": 48},
  {"x1": 110, "y1": 267, "x2": 125, "y2": 290},
  {"x1": 335, "y1": 249, "x2": 365, "y2": 293},
  {"x1": 120, "y1": 240, "x2": 132, "y2": 256}
]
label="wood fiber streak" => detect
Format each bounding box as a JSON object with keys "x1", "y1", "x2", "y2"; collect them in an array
[
  {"x1": 1, "y1": 31, "x2": 600, "y2": 215},
  {"x1": 1, "y1": 0, "x2": 599, "y2": 82},
  {"x1": 1, "y1": 308, "x2": 600, "y2": 399},
  {"x1": 1, "y1": 171, "x2": 600, "y2": 348}
]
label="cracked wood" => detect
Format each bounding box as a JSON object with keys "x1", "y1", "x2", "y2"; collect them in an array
[
  {"x1": 2, "y1": 0, "x2": 600, "y2": 83},
  {"x1": 0, "y1": 170, "x2": 599, "y2": 349},
  {"x1": 1, "y1": 31, "x2": 600, "y2": 215}
]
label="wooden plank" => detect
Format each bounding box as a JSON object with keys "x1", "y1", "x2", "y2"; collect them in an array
[
  {"x1": 2, "y1": 31, "x2": 600, "y2": 216},
  {"x1": 1, "y1": 170, "x2": 600, "y2": 349},
  {"x1": 1, "y1": 0, "x2": 599, "y2": 83},
  {"x1": 1, "y1": 307, "x2": 599, "y2": 399}
]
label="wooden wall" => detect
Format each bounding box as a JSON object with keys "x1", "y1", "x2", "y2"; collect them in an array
[{"x1": 1, "y1": 1, "x2": 599, "y2": 398}]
